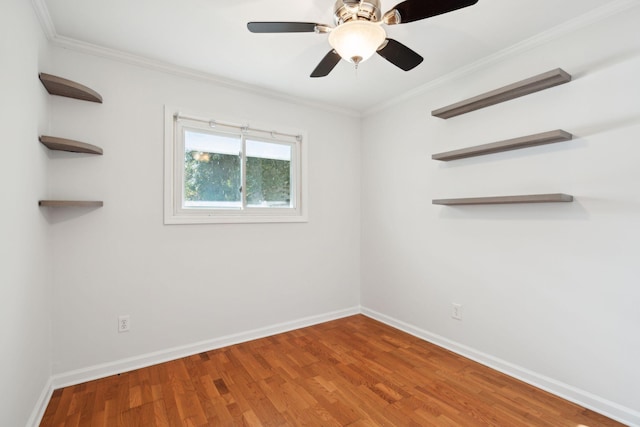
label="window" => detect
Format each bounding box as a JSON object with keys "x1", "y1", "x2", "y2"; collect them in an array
[{"x1": 164, "y1": 107, "x2": 307, "y2": 224}]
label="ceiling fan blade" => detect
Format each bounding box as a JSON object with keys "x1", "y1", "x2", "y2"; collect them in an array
[
  {"x1": 385, "y1": 0, "x2": 478, "y2": 25},
  {"x1": 377, "y1": 39, "x2": 423, "y2": 71},
  {"x1": 247, "y1": 22, "x2": 321, "y2": 33},
  {"x1": 310, "y1": 50, "x2": 342, "y2": 78}
]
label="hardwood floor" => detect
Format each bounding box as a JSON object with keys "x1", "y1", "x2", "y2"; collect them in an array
[{"x1": 40, "y1": 315, "x2": 625, "y2": 426}]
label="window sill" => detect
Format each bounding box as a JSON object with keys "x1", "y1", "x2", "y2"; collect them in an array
[{"x1": 163, "y1": 213, "x2": 308, "y2": 225}]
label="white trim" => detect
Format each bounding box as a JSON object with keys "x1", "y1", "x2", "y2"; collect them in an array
[
  {"x1": 31, "y1": 0, "x2": 638, "y2": 118},
  {"x1": 30, "y1": 0, "x2": 638, "y2": 117},
  {"x1": 49, "y1": 35, "x2": 361, "y2": 119},
  {"x1": 26, "y1": 377, "x2": 54, "y2": 427},
  {"x1": 51, "y1": 306, "x2": 360, "y2": 389},
  {"x1": 35, "y1": 306, "x2": 640, "y2": 426},
  {"x1": 30, "y1": 0, "x2": 57, "y2": 40},
  {"x1": 361, "y1": 306, "x2": 640, "y2": 427},
  {"x1": 164, "y1": 106, "x2": 308, "y2": 224},
  {"x1": 362, "y1": 0, "x2": 640, "y2": 116},
  {"x1": 30, "y1": 0, "x2": 359, "y2": 115}
]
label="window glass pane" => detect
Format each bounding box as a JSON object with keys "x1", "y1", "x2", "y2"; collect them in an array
[
  {"x1": 183, "y1": 130, "x2": 241, "y2": 209},
  {"x1": 246, "y1": 139, "x2": 292, "y2": 207}
]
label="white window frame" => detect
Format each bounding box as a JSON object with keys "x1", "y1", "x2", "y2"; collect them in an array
[{"x1": 164, "y1": 106, "x2": 308, "y2": 224}]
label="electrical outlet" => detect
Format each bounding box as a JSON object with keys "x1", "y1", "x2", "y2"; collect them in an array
[
  {"x1": 451, "y1": 303, "x2": 462, "y2": 320},
  {"x1": 118, "y1": 315, "x2": 130, "y2": 332}
]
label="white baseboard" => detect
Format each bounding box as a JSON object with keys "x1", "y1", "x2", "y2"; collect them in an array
[
  {"x1": 51, "y1": 306, "x2": 360, "y2": 390},
  {"x1": 36, "y1": 305, "x2": 639, "y2": 427},
  {"x1": 361, "y1": 306, "x2": 640, "y2": 427},
  {"x1": 27, "y1": 376, "x2": 53, "y2": 427}
]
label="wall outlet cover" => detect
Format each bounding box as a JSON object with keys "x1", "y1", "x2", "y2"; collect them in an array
[
  {"x1": 118, "y1": 315, "x2": 130, "y2": 332},
  {"x1": 452, "y1": 303, "x2": 462, "y2": 320}
]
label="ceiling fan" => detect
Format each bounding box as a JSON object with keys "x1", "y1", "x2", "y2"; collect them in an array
[{"x1": 247, "y1": 0, "x2": 479, "y2": 78}]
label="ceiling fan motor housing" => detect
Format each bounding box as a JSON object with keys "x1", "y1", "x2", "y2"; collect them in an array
[{"x1": 334, "y1": 0, "x2": 382, "y2": 24}]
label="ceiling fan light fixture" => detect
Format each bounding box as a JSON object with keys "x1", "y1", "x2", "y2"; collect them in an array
[{"x1": 328, "y1": 20, "x2": 386, "y2": 65}]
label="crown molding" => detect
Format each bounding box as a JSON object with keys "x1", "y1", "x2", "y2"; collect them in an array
[
  {"x1": 31, "y1": 0, "x2": 56, "y2": 39},
  {"x1": 362, "y1": 0, "x2": 640, "y2": 117},
  {"x1": 31, "y1": 0, "x2": 637, "y2": 118},
  {"x1": 50, "y1": 36, "x2": 361, "y2": 118},
  {"x1": 29, "y1": 2, "x2": 360, "y2": 119}
]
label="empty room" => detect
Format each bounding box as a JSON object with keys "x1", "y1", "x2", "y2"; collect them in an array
[{"x1": 2, "y1": 0, "x2": 639, "y2": 425}]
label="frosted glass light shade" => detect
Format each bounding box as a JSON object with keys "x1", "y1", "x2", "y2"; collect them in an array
[{"x1": 328, "y1": 20, "x2": 386, "y2": 64}]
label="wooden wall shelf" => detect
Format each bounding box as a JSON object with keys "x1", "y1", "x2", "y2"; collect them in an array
[
  {"x1": 432, "y1": 130, "x2": 572, "y2": 161},
  {"x1": 433, "y1": 194, "x2": 573, "y2": 206},
  {"x1": 39, "y1": 136, "x2": 103, "y2": 155},
  {"x1": 39, "y1": 73, "x2": 103, "y2": 103},
  {"x1": 431, "y1": 68, "x2": 571, "y2": 119},
  {"x1": 39, "y1": 200, "x2": 103, "y2": 208}
]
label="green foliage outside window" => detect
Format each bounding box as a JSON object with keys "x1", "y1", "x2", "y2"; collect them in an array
[
  {"x1": 184, "y1": 151, "x2": 241, "y2": 202},
  {"x1": 185, "y1": 151, "x2": 290, "y2": 205},
  {"x1": 246, "y1": 157, "x2": 291, "y2": 205}
]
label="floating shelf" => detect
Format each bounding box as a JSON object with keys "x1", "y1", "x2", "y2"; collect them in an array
[
  {"x1": 39, "y1": 200, "x2": 103, "y2": 208},
  {"x1": 39, "y1": 73, "x2": 103, "y2": 103},
  {"x1": 432, "y1": 130, "x2": 573, "y2": 161},
  {"x1": 39, "y1": 136, "x2": 103, "y2": 155},
  {"x1": 433, "y1": 194, "x2": 573, "y2": 206},
  {"x1": 432, "y1": 68, "x2": 571, "y2": 119}
]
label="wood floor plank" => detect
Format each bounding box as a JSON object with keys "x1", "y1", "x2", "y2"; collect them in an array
[{"x1": 40, "y1": 315, "x2": 626, "y2": 426}]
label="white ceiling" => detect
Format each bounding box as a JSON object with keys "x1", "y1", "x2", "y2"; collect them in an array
[{"x1": 42, "y1": 0, "x2": 620, "y2": 112}]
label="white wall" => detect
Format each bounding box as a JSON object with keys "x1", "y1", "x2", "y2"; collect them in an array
[
  {"x1": 14, "y1": 2, "x2": 639, "y2": 425},
  {"x1": 361, "y1": 6, "x2": 640, "y2": 425},
  {"x1": 0, "y1": 0, "x2": 52, "y2": 426},
  {"x1": 47, "y1": 47, "x2": 361, "y2": 378}
]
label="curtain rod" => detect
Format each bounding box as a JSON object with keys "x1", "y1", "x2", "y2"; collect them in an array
[{"x1": 174, "y1": 113, "x2": 302, "y2": 142}]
